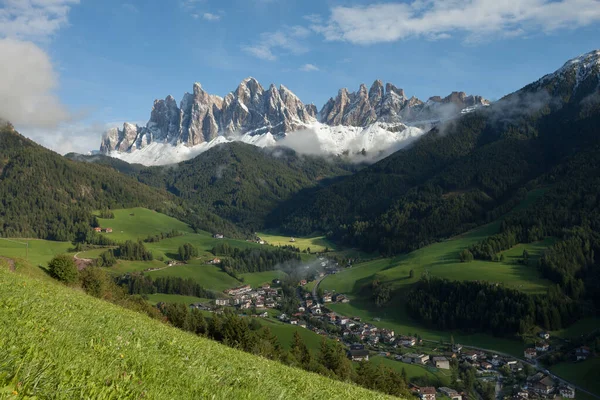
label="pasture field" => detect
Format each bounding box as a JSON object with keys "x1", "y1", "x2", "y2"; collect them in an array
[
  {"x1": 145, "y1": 260, "x2": 240, "y2": 292},
  {"x1": 96, "y1": 207, "x2": 194, "y2": 242},
  {"x1": 551, "y1": 318, "x2": 600, "y2": 338},
  {"x1": 240, "y1": 270, "x2": 287, "y2": 288},
  {"x1": 369, "y1": 356, "x2": 450, "y2": 385},
  {"x1": 258, "y1": 318, "x2": 333, "y2": 354},
  {"x1": 257, "y1": 231, "x2": 337, "y2": 252},
  {"x1": 550, "y1": 358, "x2": 600, "y2": 397},
  {"x1": 0, "y1": 238, "x2": 72, "y2": 267}
]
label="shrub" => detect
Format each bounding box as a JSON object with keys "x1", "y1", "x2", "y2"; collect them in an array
[{"x1": 48, "y1": 254, "x2": 78, "y2": 284}]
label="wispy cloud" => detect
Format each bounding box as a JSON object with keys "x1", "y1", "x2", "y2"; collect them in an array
[
  {"x1": 300, "y1": 63, "x2": 319, "y2": 72},
  {"x1": 202, "y1": 12, "x2": 220, "y2": 21},
  {"x1": 243, "y1": 26, "x2": 311, "y2": 61},
  {"x1": 122, "y1": 3, "x2": 139, "y2": 14},
  {"x1": 311, "y1": 0, "x2": 600, "y2": 45},
  {"x1": 0, "y1": 0, "x2": 80, "y2": 40}
]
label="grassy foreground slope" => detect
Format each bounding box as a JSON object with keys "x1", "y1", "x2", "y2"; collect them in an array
[{"x1": 0, "y1": 265, "x2": 391, "y2": 399}]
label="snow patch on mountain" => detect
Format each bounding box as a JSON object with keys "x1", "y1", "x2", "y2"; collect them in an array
[{"x1": 109, "y1": 121, "x2": 426, "y2": 166}]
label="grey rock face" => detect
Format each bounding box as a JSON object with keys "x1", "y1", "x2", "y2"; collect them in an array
[
  {"x1": 317, "y1": 81, "x2": 487, "y2": 127},
  {"x1": 101, "y1": 77, "x2": 489, "y2": 153},
  {"x1": 101, "y1": 77, "x2": 317, "y2": 153}
]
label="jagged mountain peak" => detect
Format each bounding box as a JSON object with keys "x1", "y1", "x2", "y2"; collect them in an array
[{"x1": 101, "y1": 76, "x2": 488, "y2": 164}]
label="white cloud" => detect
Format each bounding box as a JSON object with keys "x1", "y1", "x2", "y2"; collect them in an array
[
  {"x1": 313, "y1": 0, "x2": 600, "y2": 44},
  {"x1": 0, "y1": 0, "x2": 79, "y2": 138},
  {"x1": 202, "y1": 12, "x2": 220, "y2": 21},
  {"x1": 0, "y1": 0, "x2": 80, "y2": 40},
  {"x1": 0, "y1": 38, "x2": 69, "y2": 128},
  {"x1": 122, "y1": 3, "x2": 139, "y2": 14},
  {"x1": 19, "y1": 121, "x2": 111, "y2": 154},
  {"x1": 243, "y1": 26, "x2": 311, "y2": 61},
  {"x1": 300, "y1": 63, "x2": 319, "y2": 72}
]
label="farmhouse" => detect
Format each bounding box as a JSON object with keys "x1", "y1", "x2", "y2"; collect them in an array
[
  {"x1": 213, "y1": 234, "x2": 224, "y2": 239},
  {"x1": 524, "y1": 348, "x2": 537, "y2": 360},
  {"x1": 535, "y1": 342, "x2": 550, "y2": 352},
  {"x1": 419, "y1": 387, "x2": 436, "y2": 400},
  {"x1": 225, "y1": 285, "x2": 252, "y2": 296},
  {"x1": 462, "y1": 351, "x2": 478, "y2": 361},
  {"x1": 348, "y1": 349, "x2": 369, "y2": 362},
  {"x1": 560, "y1": 386, "x2": 576, "y2": 399},
  {"x1": 215, "y1": 299, "x2": 230, "y2": 306},
  {"x1": 104, "y1": 228, "x2": 113, "y2": 233},
  {"x1": 575, "y1": 346, "x2": 590, "y2": 361},
  {"x1": 480, "y1": 361, "x2": 493, "y2": 370},
  {"x1": 208, "y1": 258, "x2": 221, "y2": 265},
  {"x1": 432, "y1": 356, "x2": 450, "y2": 369},
  {"x1": 403, "y1": 353, "x2": 429, "y2": 365},
  {"x1": 399, "y1": 336, "x2": 417, "y2": 347},
  {"x1": 531, "y1": 376, "x2": 555, "y2": 395},
  {"x1": 439, "y1": 387, "x2": 462, "y2": 400},
  {"x1": 322, "y1": 294, "x2": 332, "y2": 303},
  {"x1": 94, "y1": 227, "x2": 102, "y2": 232}
]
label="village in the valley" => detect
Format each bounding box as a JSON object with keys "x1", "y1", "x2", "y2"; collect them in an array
[{"x1": 184, "y1": 247, "x2": 591, "y2": 400}]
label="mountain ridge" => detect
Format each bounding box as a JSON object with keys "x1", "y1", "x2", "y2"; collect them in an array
[{"x1": 100, "y1": 77, "x2": 489, "y2": 164}]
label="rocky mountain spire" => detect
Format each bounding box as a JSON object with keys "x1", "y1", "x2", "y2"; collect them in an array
[{"x1": 100, "y1": 77, "x2": 490, "y2": 153}]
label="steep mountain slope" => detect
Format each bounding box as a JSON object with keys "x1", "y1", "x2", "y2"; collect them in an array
[
  {"x1": 99, "y1": 78, "x2": 487, "y2": 165},
  {"x1": 79, "y1": 142, "x2": 357, "y2": 231},
  {"x1": 0, "y1": 263, "x2": 390, "y2": 399},
  {"x1": 0, "y1": 124, "x2": 239, "y2": 240},
  {"x1": 272, "y1": 50, "x2": 600, "y2": 254}
]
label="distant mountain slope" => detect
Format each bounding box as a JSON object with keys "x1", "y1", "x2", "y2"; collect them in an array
[
  {"x1": 271, "y1": 50, "x2": 600, "y2": 254},
  {"x1": 76, "y1": 142, "x2": 357, "y2": 231},
  {"x1": 0, "y1": 124, "x2": 239, "y2": 240}
]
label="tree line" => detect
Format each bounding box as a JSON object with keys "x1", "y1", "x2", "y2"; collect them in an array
[
  {"x1": 159, "y1": 306, "x2": 412, "y2": 398},
  {"x1": 211, "y1": 242, "x2": 301, "y2": 277},
  {"x1": 117, "y1": 273, "x2": 215, "y2": 299},
  {"x1": 406, "y1": 277, "x2": 581, "y2": 336},
  {"x1": 143, "y1": 229, "x2": 184, "y2": 243}
]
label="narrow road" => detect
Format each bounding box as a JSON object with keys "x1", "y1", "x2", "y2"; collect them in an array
[{"x1": 311, "y1": 275, "x2": 326, "y2": 303}]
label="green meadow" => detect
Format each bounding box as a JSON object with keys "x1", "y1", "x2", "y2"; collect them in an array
[
  {"x1": 319, "y1": 192, "x2": 557, "y2": 357},
  {"x1": 0, "y1": 238, "x2": 72, "y2": 266},
  {"x1": 370, "y1": 356, "x2": 450, "y2": 385},
  {"x1": 550, "y1": 358, "x2": 600, "y2": 398},
  {"x1": 145, "y1": 260, "x2": 240, "y2": 292},
  {"x1": 258, "y1": 230, "x2": 337, "y2": 252},
  {"x1": 0, "y1": 263, "x2": 389, "y2": 399},
  {"x1": 96, "y1": 207, "x2": 194, "y2": 242}
]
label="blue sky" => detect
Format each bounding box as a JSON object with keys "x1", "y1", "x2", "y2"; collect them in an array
[{"x1": 1, "y1": 0, "x2": 600, "y2": 153}]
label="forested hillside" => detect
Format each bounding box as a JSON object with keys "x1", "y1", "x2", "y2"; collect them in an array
[
  {"x1": 0, "y1": 124, "x2": 239, "y2": 240},
  {"x1": 271, "y1": 57, "x2": 600, "y2": 255},
  {"x1": 72, "y1": 143, "x2": 356, "y2": 230}
]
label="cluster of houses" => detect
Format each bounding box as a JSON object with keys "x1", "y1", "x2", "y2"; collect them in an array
[
  {"x1": 93, "y1": 227, "x2": 113, "y2": 233},
  {"x1": 525, "y1": 331, "x2": 592, "y2": 363},
  {"x1": 218, "y1": 283, "x2": 281, "y2": 310},
  {"x1": 413, "y1": 385, "x2": 463, "y2": 400},
  {"x1": 321, "y1": 292, "x2": 349, "y2": 304},
  {"x1": 510, "y1": 372, "x2": 576, "y2": 400}
]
